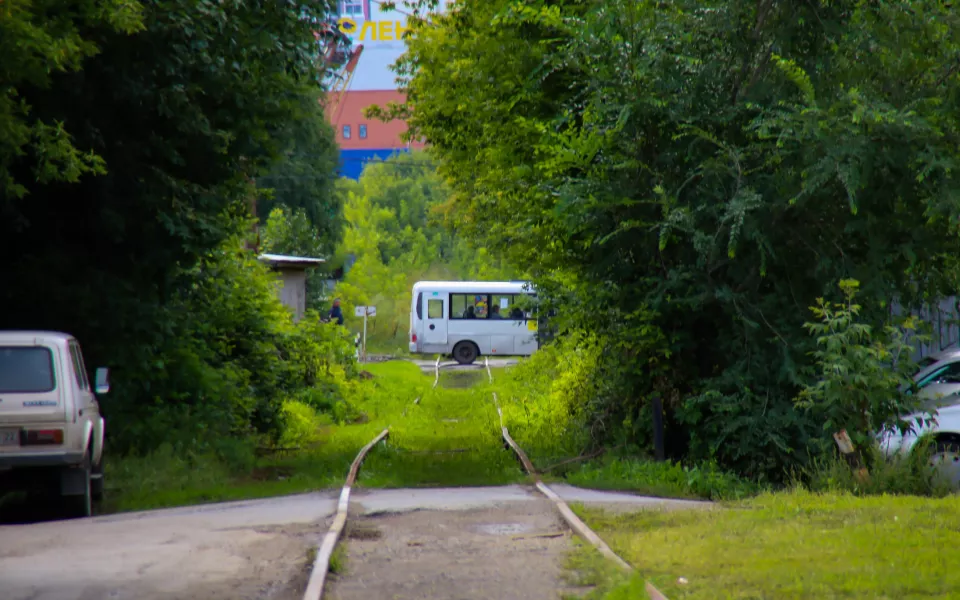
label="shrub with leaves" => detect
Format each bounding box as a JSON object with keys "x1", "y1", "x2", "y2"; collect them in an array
[
  {"x1": 385, "y1": 0, "x2": 960, "y2": 480},
  {"x1": 103, "y1": 221, "x2": 359, "y2": 455},
  {"x1": 795, "y1": 279, "x2": 928, "y2": 457}
]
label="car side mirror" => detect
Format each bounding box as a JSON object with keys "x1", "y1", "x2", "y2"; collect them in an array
[{"x1": 94, "y1": 367, "x2": 110, "y2": 395}]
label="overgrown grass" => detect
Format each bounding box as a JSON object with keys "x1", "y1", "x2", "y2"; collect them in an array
[
  {"x1": 100, "y1": 356, "x2": 773, "y2": 514},
  {"x1": 802, "y1": 440, "x2": 955, "y2": 498},
  {"x1": 493, "y1": 351, "x2": 761, "y2": 502},
  {"x1": 103, "y1": 361, "x2": 526, "y2": 512},
  {"x1": 571, "y1": 489, "x2": 960, "y2": 599},
  {"x1": 559, "y1": 456, "x2": 762, "y2": 501},
  {"x1": 329, "y1": 543, "x2": 347, "y2": 575}
]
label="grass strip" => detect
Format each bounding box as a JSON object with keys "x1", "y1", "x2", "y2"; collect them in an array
[
  {"x1": 569, "y1": 488, "x2": 960, "y2": 599},
  {"x1": 103, "y1": 361, "x2": 524, "y2": 512}
]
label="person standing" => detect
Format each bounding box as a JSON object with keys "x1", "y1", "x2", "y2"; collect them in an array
[{"x1": 328, "y1": 297, "x2": 344, "y2": 325}]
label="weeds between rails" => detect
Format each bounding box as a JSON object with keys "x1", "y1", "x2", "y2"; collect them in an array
[{"x1": 305, "y1": 358, "x2": 667, "y2": 600}]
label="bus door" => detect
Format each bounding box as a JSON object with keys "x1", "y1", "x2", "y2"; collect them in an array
[{"x1": 423, "y1": 292, "x2": 448, "y2": 346}]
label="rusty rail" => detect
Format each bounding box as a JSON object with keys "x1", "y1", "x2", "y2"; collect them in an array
[
  {"x1": 302, "y1": 427, "x2": 390, "y2": 600},
  {"x1": 484, "y1": 357, "x2": 668, "y2": 599}
]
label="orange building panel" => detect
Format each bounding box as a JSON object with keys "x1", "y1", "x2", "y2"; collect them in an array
[{"x1": 324, "y1": 90, "x2": 425, "y2": 150}]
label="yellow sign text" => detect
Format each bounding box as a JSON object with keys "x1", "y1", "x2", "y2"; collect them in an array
[{"x1": 337, "y1": 18, "x2": 410, "y2": 41}]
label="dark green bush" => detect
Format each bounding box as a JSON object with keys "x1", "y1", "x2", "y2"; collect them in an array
[{"x1": 102, "y1": 229, "x2": 358, "y2": 455}]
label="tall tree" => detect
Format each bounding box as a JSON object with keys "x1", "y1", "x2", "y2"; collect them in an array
[
  {"x1": 0, "y1": 0, "x2": 340, "y2": 436},
  {"x1": 0, "y1": 0, "x2": 143, "y2": 204},
  {"x1": 256, "y1": 94, "x2": 343, "y2": 253},
  {"x1": 387, "y1": 0, "x2": 960, "y2": 477}
]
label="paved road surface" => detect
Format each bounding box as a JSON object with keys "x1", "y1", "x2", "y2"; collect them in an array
[
  {"x1": 410, "y1": 358, "x2": 519, "y2": 372},
  {"x1": 0, "y1": 485, "x2": 710, "y2": 600}
]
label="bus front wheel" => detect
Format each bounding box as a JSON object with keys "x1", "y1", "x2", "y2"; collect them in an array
[{"x1": 453, "y1": 341, "x2": 479, "y2": 365}]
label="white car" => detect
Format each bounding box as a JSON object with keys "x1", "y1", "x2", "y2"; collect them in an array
[
  {"x1": 0, "y1": 331, "x2": 109, "y2": 517},
  {"x1": 880, "y1": 347, "x2": 960, "y2": 487}
]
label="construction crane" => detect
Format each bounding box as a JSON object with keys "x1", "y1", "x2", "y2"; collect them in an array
[
  {"x1": 326, "y1": 44, "x2": 363, "y2": 125},
  {"x1": 314, "y1": 18, "x2": 364, "y2": 126}
]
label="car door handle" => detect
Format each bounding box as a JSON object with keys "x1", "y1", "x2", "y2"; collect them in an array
[{"x1": 429, "y1": 324, "x2": 435, "y2": 330}]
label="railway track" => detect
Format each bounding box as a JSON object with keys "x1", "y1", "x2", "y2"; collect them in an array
[{"x1": 303, "y1": 356, "x2": 668, "y2": 600}]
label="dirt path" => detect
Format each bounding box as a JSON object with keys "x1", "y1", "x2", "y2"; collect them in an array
[
  {"x1": 326, "y1": 499, "x2": 589, "y2": 600},
  {"x1": 0, "y1": 492, "x2": 338, "y2": 600}
]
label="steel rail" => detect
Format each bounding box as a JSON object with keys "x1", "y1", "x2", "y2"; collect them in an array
[
  {"x1": 484, "y1": 357, "x2": 669, "y2": 599},
  {"x1": 302, "y1": 427, "x2": 390, "y2": 600}
]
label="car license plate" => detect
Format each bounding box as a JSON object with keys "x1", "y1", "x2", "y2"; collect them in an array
[{"x1": 0, "y1": 429, "x2": 19, "y2": 447}]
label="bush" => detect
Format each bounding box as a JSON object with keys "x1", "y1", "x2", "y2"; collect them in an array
[
  {"x1": 498, "y1": 332, "x2": 601, "y2": 462},
  {"x1": 102, "y1": 228, "x2": 359, "y2": 456},
  {"x1": 803, "y1": 438, "x2": 954, "y2": 498},
  {"x1": 795, "y1": 279, "x2": 928, "y2": 457},
  {"x1": 278, "y1": 400, "x2": 323, "y2": 448},
  {"x1": 676, "y1": 381, "x2": 821, "y2": 483}
]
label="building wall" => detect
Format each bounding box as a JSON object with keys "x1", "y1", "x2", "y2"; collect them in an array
[
  {"x1": 331, "y1": 0, "x2": 451, "y2": 92},
  {"x1": 325, "y1": 2, "x2": 447, "y2": 179},
  {"x1": 325, "y1": 89, "x2": 424, "y2": 179},
  {"x1": 339, "y1": 148, "x2": 411, "y2": 179},
  {"x1": 326, "y1": 90, "x2": 423, "y2": 149},
  {"x1": 275, "y1": 270, "x2": 307, "y2": 322}
]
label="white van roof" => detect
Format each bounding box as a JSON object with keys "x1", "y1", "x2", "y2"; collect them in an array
[
  {"x1": 0, "y1": 331, "x2": 75, "y2": 343},
  {"x1": 412, "y1": 281, "x2": 535, "y2": 293}
]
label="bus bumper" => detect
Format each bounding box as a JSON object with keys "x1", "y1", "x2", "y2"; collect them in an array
[{"x1": 409, "y1": 342, "x2": 418, "y2": 353}]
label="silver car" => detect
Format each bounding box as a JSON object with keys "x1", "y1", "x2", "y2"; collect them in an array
[{"x1": 880, "y1": 347, "x2": 960, "y2": 487}]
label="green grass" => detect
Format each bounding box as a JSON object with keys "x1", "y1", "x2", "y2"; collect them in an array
[
  {"x1": 329, "y1": 543, "x2": 347, "y2": 575},
  {"x1": 569, "y1": 488, "x2": 960, "y2": 599},
  {"x1": 557, "y1": 456, "x2": 762, "y2": 501},
  {"x1": 103, "y1": 361, "x2": 526, "y2": 512},
  {"x1": 99, "y1": 358, "x2": 757, "y2": 514}
]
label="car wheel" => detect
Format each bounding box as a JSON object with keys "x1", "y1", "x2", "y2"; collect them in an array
[
  {"x1": 930, "y1": 437, "x2": 960, "y2": 488},
  {"x1": 64, "y1": 451, "x2": 93, "y2": 519},
  {"x1": 91, "y1": 454, "x2": 104, "y2": 502},
  {"x1": 453, "y1": 341, "x2": 478, "y2": 365}
]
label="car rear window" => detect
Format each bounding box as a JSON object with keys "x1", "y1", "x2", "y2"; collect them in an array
[{"x1": 0, "y1": 347, "x2": 56, "y2": 393}]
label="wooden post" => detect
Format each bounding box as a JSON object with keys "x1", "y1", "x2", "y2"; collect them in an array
[
  {"x1": 833, "y1": 430, "x2": 870, "y2": 483},
  {"x1": 652, "y1": 395, "x2": 665, "y2": 462}
]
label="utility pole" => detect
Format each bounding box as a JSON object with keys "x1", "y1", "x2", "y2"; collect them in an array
[{"x1": 651, "y1": 395, "x2": 665, "y2": 461}]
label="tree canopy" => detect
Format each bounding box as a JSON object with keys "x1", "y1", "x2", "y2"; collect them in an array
[
  {"x1": 333, "y1": 152, "x2": 521, "y2": 351},
  {"x1": 388, "y1": 0, "x2": 960, "y2": 477},
  {"x1": 0, "y1": 0, "x2": 348, "y2": 453}
]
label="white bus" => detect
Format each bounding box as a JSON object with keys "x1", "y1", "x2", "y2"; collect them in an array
[{"x1": 409, "y1": 281, "x2": 539, "y2": 364}]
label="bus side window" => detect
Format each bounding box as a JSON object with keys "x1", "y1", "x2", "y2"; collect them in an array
[
  {"x1": 450, "y1": 294, "x2": 467, "y2": 318},
  {"x1": 416, "y1": 292, "x2": 423, "y2": 320},
  {"x1": 428, "y1": 299, "x2": 444, "y2": 319}
]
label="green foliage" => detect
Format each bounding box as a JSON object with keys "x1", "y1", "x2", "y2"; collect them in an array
[
  {"x1": 256, "y1": 95, "x2": 343, "y2": 252},
  {"x1": 803, "y1": 438, "x2": 954, "y2": 498},
  {"x1": 0, "y1": 0, "x2": 348, "y2": 457},
  {"x1": 279, "y1": 400, "x2": 324, "y2": 449},
  {"x1": 102, "y1": 226, "x2": 359, "y2": 455},
  {"x1": 334, "y1": 152, "x2": 521, "y2": 352},
  {"x1": 565, "y1": 456, "x2": 761, "y2": 502},
  {"x1": 261, "y1": 205, "x2": 332, "y2": 311},
  {"x1": 796, "y1": 279, "x2": 929, "y2": 453},
  {"x1": 497, "y1": 332, "x2": 601, "y2": 462},
  {"x1": 675, "y1": 384, "x2": 820, "y2": 482},
  {"x1": 390, "y1": 0, "x2": 960, "y2": 480},
  {"x1": 0, "y1": 0, "x2": 144, "y2": 200}
]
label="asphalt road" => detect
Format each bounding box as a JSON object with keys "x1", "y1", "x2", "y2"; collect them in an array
[{"x1": 0, "y1": 485, "x2": 711, "y2": 600}]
